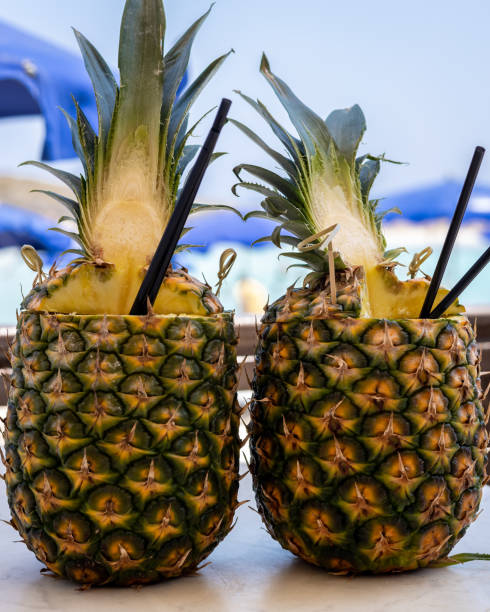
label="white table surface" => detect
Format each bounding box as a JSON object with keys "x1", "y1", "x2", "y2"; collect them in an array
[{"x1": 0, "y1": 468, "x2": 489, "y2": 612}]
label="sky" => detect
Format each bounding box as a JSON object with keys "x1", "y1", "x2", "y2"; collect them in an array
[{"x1": 1, "y1": 0, "x2": 490, "y2": 207}]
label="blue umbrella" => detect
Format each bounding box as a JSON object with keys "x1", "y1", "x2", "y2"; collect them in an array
[
  {"x1": 0, "y1": 203, "x2": 71, "y2": 253},
  {"x1": 0, "y1": 20, "x2": 98, "y2": 161},
  {"x1": 381, "y1": 179, "x2": 490, "y2": 225},
  {"x1": 0, "y1": 20, "x2": 189, "y2": 162}
]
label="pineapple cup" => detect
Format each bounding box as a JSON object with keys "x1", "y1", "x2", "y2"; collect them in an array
[
  {"x1": 6, "y1": 308, "x2": 240, "y2": 586},
  {"x1": 2, "y1": 0, "x2": 242, "y2": 587},
  {"x1": 250, "y1": 292, "x2": 487, "y2": 573},
  {"x1": 235, "y1": 58, "x2": 489, "y2": 573}
]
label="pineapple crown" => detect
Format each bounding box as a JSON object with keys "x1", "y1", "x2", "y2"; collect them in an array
[
  {"x1": 22, "y1": 0, "x2": 234, "y2": 264},
  {"x1": 232, "y1": 54, "x2": 403, "y2": 286}
]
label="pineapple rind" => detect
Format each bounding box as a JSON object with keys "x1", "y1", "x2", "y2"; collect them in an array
[
  {"x1": 5, "y1": 311, "x2": 240, "y2": 586},
  {"x1": 250, "y1": 299, "x2": 487, "y2": 573}
]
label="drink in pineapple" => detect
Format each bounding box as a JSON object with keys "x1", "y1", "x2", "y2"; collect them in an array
[
  {"x1": 236, "y1": 56, "x2": 488, "y2": 573},
  {"x1": 3, "y1": 0, "x2": 241, "y2": 586}
]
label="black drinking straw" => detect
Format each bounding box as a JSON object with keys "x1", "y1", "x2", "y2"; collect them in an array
[
  {"x1": 429, "y1": 245, "x2": 490, "y2": 318},
  {"x1": 129, "y1": 98, "x2": 232, "y2": 315},
  {"x1": 419, "y1": 145, "x2": 485, "y2": 318}
]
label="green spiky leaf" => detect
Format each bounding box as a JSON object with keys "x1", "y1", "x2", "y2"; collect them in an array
[
  {"x1": 168, "y1": 50, "x2": 233, "y2": 155},
  {"x1": 244, "y1": 210, "x2": 278, "y2": 222},
  {"x1": 73, "y1": 99, "x2": 97, "y2": 175},
  {"x1": 234, "y1": 90, "x2": 304, "y2": 165},
  {"x1": 72, "y1": 28, "x2": 117, "y2": 146},
  {"x1": 190, "y1": 203, "x2": 243, "y2": 218},
  {"x1": 32, "y1": 190, "x2": 80, "y2": 219},
  {"x1": 57, "y1": 215, "x2": 77, "y2": 224},
  {"x1": 325, "y1": 104, "x2": 366, "y2": 161},
  {"x1": 177, "y1": 144, "x2": 200, "y2": 176},
  {"x1": 383, "y1": 247, "x2": 408, "y2": 262},
  {"x1": 21, "y1": 162, "x2": 82, "y2": 202},
  {"x1": 161, "y1": 4, "x2": 212, "y2": 126},
  {"x1": 229, "y1": 118, "x2": 297, "y2": 179},
  {"x1": 117, "y1": 0, "x2": 165, "y2": 137},
  {"x1": 278, "y1": 250, "x2": 327, "y2": 271},
  {"x1": 60, "y1": 108, "x2": 86, "y2": 171},
  {"x1": 233, "y1": 163, "x2": 301, "y2": 203},
  {"x1": 49, "y1": 227, "x2": 86, "y2": 249},
  {"x1": 260, "y1": 53, "x2": 331, "y2": 156},
  {"x1": 232, "y1": 181, "x2": 279, "y2": 199}
]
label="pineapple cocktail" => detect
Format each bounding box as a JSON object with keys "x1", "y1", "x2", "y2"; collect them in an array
[
  {"x1": 3, "y1": 0, "x2": 241, "y2": 587},
  {"x1": 238, "y1": 57, "x2": 488, "y2": 573}
]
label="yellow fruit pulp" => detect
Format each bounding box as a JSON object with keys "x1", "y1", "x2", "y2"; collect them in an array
[
  {"x1": 309, "y1": 177, "x2": 462, "y2": 320},
  {"x1": 364, "y1": 266, "x2": 463, "y2": 319},
  {"x1": 27, "y1": 263, "x2": 217, "y2": 316}
]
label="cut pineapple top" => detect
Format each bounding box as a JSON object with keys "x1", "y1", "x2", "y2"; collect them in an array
[
  {"x1": 234, "y1": 55, "x2": 463, "y2": 321},
  {"x1": 22, "y1": 1, "x2": 233, "y2": 317},
  {"x1": 364, "y1": 268, "x2": 463, "y2": 319}
]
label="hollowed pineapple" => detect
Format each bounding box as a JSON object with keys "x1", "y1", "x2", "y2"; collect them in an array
[
  {"x1": 3, "y1": 0, "x2": 241, "y2": 587},
  {"x1": 236, "y1": 57, "x2": 489, "y2": 573}
]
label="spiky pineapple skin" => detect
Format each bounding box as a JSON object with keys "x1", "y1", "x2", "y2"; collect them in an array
[
  {"x1": 250, "y1": 293, "x2": 488, "y2": 573},
  {"x1": 4, "y1": 311, "x2": 240, "y2": 586}
]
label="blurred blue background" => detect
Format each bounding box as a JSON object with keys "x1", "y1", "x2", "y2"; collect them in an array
[
  {"x1": 2, "y1": 0, "x2": 490, "y2": 193},
  {"x1": 0, "y1": 0, "x2": 489, "y2": 321}
]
